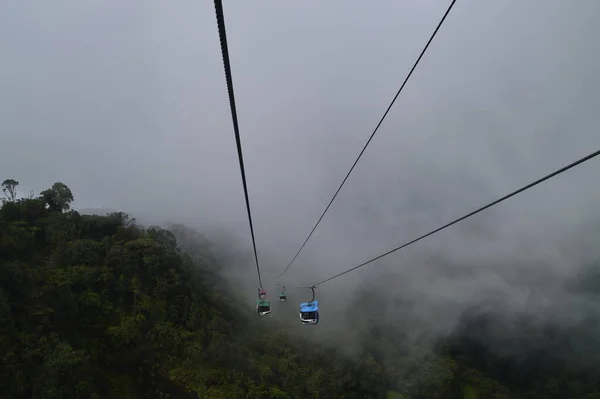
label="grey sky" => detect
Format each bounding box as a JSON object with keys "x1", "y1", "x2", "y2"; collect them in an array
[{"x1": 1, "y1": 0, "x2": 600, "y2": 328}]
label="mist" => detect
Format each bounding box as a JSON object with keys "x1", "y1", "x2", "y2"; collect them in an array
[{"x1": 2, "y1": 0, "x2": 600, "y2": 374}]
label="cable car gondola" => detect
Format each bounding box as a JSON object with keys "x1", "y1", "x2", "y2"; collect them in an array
[
  {"x1": 278, "y1": 285, "x2": 287, "y2": 302},
  {"x1": 258, "y1": 288, "x2": 267, "y2": 300},
  {"x1": 299, "y1": 286, "x2": 319, "y2": 324},
  {"x1": 257, "y1": 299, "x2": 271, "y2": 316}
]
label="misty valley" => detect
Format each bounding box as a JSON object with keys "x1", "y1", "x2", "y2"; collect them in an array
[
  {"x1": 1, "y1": 179, "x2": 599, "y2": 398},
  {"x1": 2, "y1": 0, "x2": 599, "y2": 397}
]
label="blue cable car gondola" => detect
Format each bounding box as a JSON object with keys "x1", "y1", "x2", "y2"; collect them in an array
[{"x1": 299, "y1": 286, "x2": 319, "y2": 324}]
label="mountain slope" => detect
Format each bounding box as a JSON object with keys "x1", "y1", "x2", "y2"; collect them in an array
[{"x1": 2, "y1": 180, "x2": 600, "y2": 398}]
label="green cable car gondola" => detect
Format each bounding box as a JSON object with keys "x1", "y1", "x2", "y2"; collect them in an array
[
  {"x1": 278, "y1": 285, "x2": 287, "y2": 302},
  {"x1": 256, "y1": 299, "x2": 271, "y2": 316}
]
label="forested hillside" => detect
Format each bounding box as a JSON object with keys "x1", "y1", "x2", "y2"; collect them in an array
[{"x1": 1, "y1": 179, "x2": 599, "y2": 398}]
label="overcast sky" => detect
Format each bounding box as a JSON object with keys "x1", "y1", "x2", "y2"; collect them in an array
[{"x1": 1, "y1": 0, "x2": 600, "y2": 309}]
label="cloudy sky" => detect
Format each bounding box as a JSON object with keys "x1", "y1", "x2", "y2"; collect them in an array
[{"x1": 1, "y1": 0, "x2": 600, "y2": 303}]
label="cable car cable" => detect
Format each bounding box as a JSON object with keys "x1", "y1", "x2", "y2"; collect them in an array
[
  {"x1": 214, "y1": 0, "x2": 263, "y2": 287},
  {"x1": 312, "y1": 148, "x2": 600, "y2": 287},
  {"x1": 275, "y1": 0, "x2": 458, "y2": 280}
]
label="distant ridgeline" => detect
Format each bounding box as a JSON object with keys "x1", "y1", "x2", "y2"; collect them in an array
[
  {"x1": 1, "y1": 178, "x2": 599, "y2": 398},
  {"x1": 78, "y1": 207, "x2": 159, "y2": 226}
]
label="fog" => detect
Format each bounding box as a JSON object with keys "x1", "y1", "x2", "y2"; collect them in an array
[{"x1": 1, "y1": 0, "x2": 600, "y2": 354}]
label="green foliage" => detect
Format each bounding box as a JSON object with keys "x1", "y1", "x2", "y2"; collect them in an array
[
  {"x1": 2, "y1": 179, "x2": 19, "y2": 202},
  {"x1": 0, "y1": 180, "x2": 598, "y2": 398},
  {"x1": 40, "y1": 182, "x2": 74, "y2": 212}
]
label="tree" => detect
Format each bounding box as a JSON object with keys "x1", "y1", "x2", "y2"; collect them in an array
[
  {"x1": 1, "y1": 179, "x2": 19, "y2": 202},
  {"x1": 41, "y1": 182, "x2": 74, "y2": 212}
]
